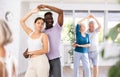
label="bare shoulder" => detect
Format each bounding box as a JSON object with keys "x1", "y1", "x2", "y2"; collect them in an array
[
  {"x1": 41, "y1": 33, "x2": 48, "y2": 39},
  {"x1": 41, "y1": 33, "x2": 48, "y2": 43},
  {"x1": 42, "y1": 33, "x2": 48, "y2": 36}
]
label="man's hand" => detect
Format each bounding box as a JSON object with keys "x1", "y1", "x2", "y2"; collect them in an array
[
  {"x1": 23, "y1": 49, "x2": 29, "y2": 58},
  {"x1": 37, "y1": 4, "x2": 46, "y2": 10},
  {"x1": 72, "y1": 43, "x2": 77, "y2": 47}
]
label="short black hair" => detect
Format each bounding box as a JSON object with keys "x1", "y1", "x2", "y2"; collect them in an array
[
  {"x1": 34, "y1": 17, "x2": 45, "y2": 23},
  {"x1": 44, "y1": 12, "x2": 52, "y2": 17}
]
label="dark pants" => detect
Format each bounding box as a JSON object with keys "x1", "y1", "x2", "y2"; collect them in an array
[{"x1": 49, "y1": 58, "x2": 61, "y2": 77}]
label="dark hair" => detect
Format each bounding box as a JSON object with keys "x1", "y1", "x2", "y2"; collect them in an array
[
  {"x1": 44, "y1": 12, "x2": 52, "y2": 17},
  {"x1": 34, "y1": 17, "x2": 45, "y2": 23}
]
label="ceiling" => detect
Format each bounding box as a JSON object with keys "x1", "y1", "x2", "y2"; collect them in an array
[{"x1": 20, "y1": 0, "x2": 118, "y2": 4}]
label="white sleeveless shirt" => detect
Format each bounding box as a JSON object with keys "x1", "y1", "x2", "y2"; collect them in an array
[{"x1": 27, "y1": 32, "x2": 43, "y2": 52}]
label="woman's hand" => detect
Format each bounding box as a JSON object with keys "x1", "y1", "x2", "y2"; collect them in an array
[
  {"x1": 27, "y1": 51, "x2": 33, "y2": 56},
  {"x1": 86, "y1": 15, "x2": 91, "y2": 19},
  {"x1": 89, "y1": 14, "x2": 95, "y2": 19},
  {"x1": 37, "y1": 4, "x2": 46, "y2": 9}
]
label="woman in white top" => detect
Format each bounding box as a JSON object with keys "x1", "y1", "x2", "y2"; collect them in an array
[
  {"x1": 20, "y1": 7, "x2": 50, "y2": 77},
  {"x1": 0, "y1": 19, "x2": 12, "y2": 77}
]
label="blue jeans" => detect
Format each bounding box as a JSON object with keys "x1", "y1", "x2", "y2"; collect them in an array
[{"x1": 74, "y1": 51, "x2": 91, "y2": 77}]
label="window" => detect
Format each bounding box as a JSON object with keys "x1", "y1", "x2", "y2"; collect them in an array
[
  {"x1": 75, "y1": 10, "x2": 88, "y2": 27},
  {"x1": 61, "y1": 10, "x2": 74, "y2": 44},
  {"x1": 107, "y1": 11, "x2": 120, "y2": 42}
]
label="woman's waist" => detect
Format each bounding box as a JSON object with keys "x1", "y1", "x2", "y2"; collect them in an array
[
  {"x1": 76, "y1": 42, "x2": 87, "y2": 45},
  {"x1": 28, "y1": 47, "x2": 43, "y2": 52},
  {"x1": 75, "y1": 47, "x2": 88, "y2": 52},
  {"x1": 30, "y1": 54, "x2": 47, "y2": 59},
  {"x1": 75, "y1": 46, "x2": 88, "y2": 49},
  {"x1": 28, "y1": 54, "x2": 49, "y2": 64}
]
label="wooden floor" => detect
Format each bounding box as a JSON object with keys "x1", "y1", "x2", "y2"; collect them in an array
[{"x1": 18, "y1": 66, "x2": 110, "y2": 77}]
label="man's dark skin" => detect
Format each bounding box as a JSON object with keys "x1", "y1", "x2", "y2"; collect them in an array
[
  {"x1": 44, "y1": 12, "x2": 54, "y2": 30},
  {"x1": 23, "y1": 49, "x2": 29, "y2": 58}
]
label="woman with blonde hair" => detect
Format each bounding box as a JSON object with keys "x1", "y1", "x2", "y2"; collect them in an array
[{"x1": 0, "y1": 19, "x2": 12, "y2": 77}]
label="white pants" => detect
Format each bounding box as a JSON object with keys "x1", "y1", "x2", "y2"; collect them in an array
[
  {"x1": 74, "y1": 51, "x2": 91, "y2": 77},
  {"x1": 25, "y1": 54, "x2": 50, "y2": 77}
]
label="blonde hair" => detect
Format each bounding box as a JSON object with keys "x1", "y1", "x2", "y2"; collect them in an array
[{"x1": 0, "y1": 19, "x2": 12, "y2": 46}]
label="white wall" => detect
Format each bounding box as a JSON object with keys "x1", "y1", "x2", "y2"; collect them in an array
[
  {"x1": 29, "y1": 2, "x2": 120, "y2": 11},
  {"x1": 21, "y1": 0, "x2": 118, "y2": 3},
  {"x1": 18, "y1": 2, "x2": 30, "y2": 74}
]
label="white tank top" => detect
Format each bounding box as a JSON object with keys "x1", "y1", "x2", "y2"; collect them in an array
[{"x1": 27, "y1": 32, "x2": 43, "y2": 52}]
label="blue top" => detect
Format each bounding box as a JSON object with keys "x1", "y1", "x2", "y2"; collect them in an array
[{"x1": 75, "y1": 24, "x2": 90, "y2": 53}]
